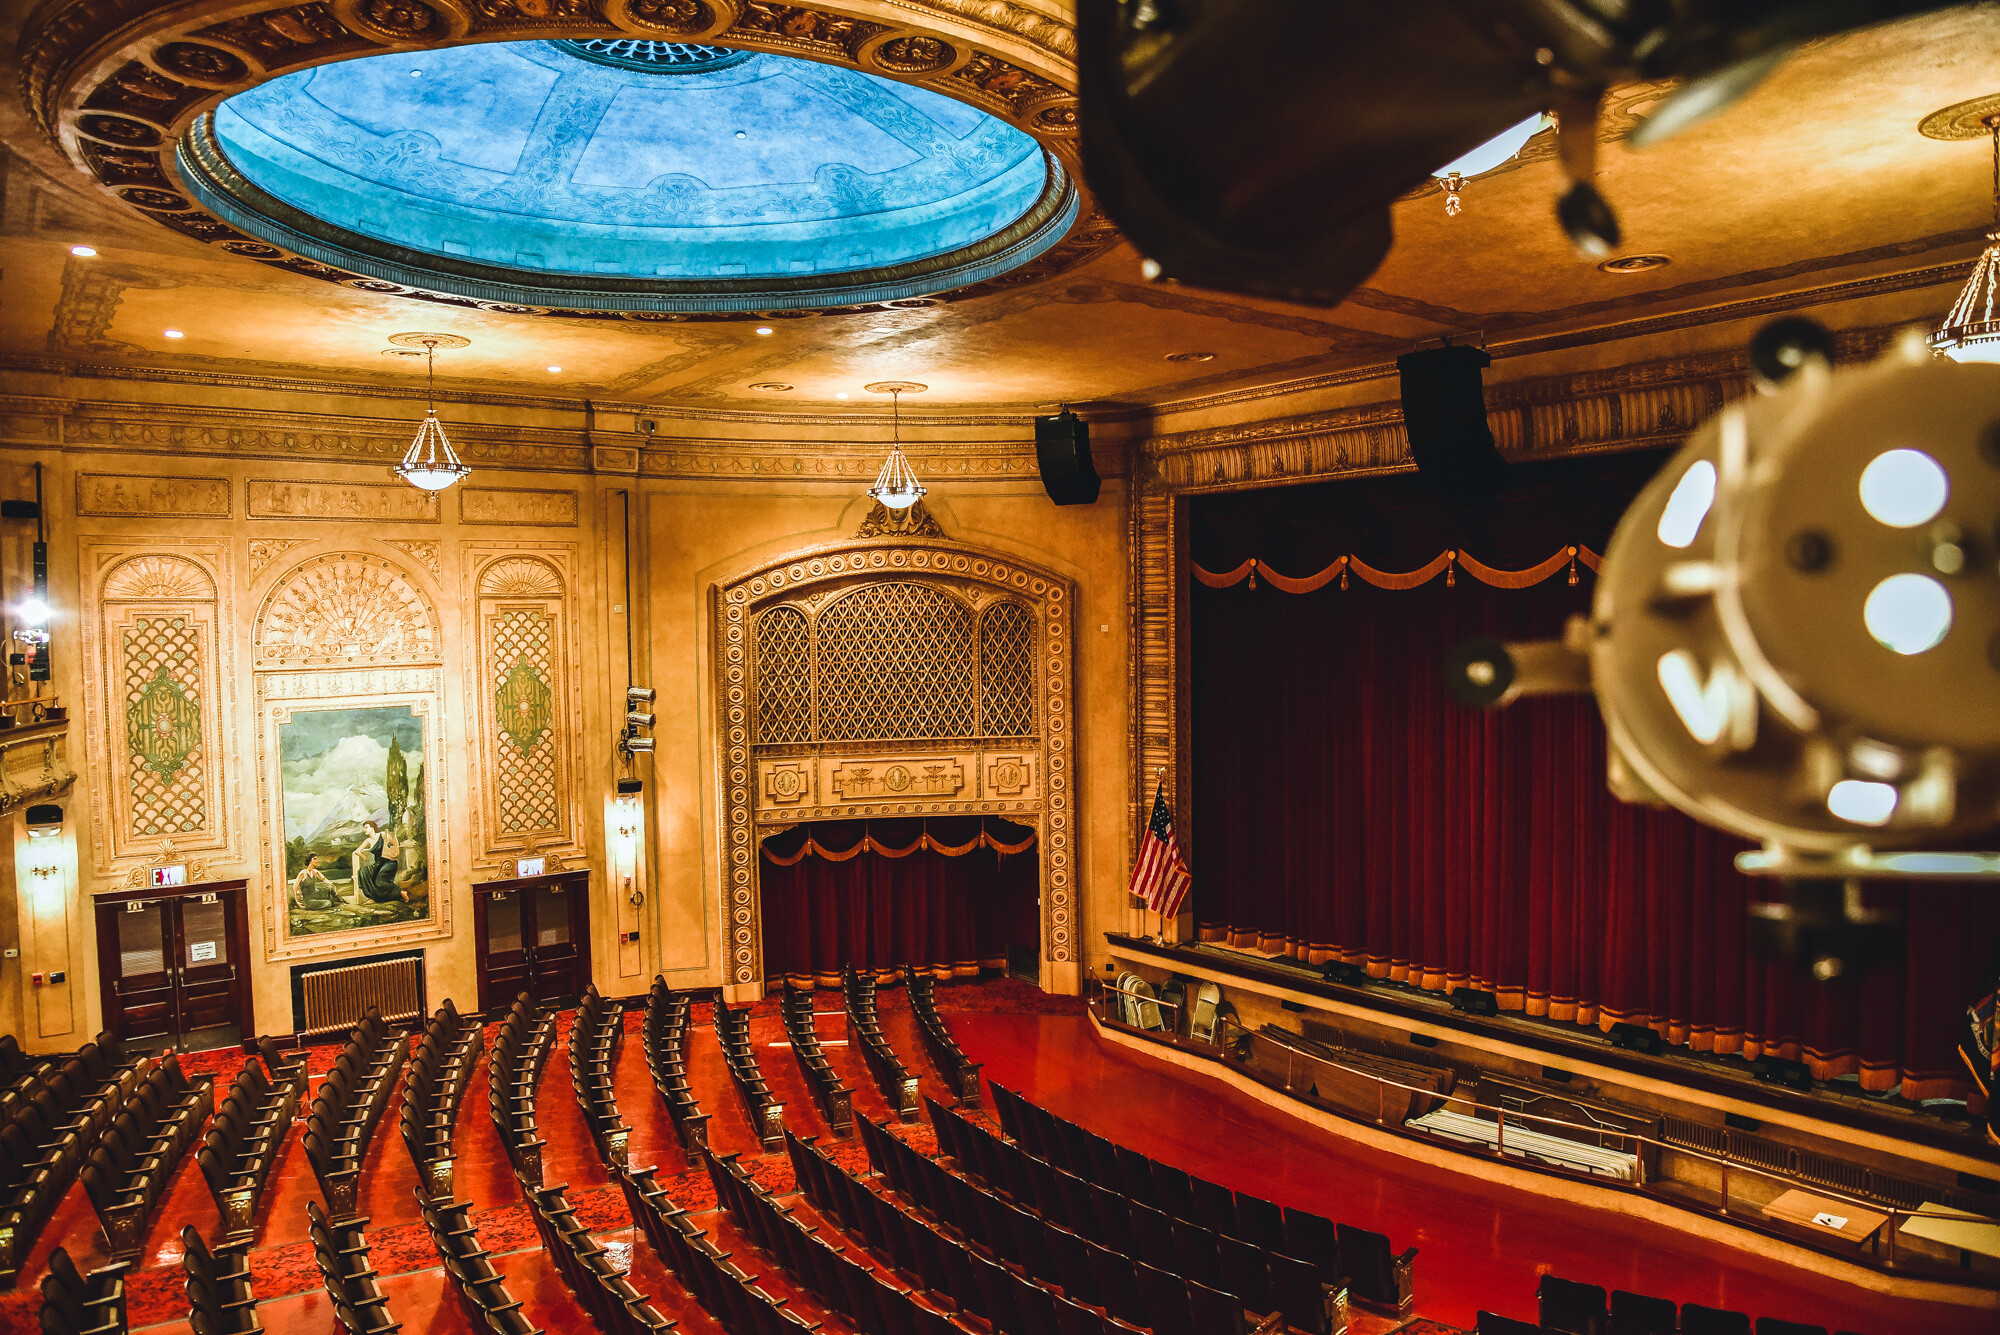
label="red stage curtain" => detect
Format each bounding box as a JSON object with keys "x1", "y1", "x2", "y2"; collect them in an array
[
  {"x1": 759, "y1": 817, "x2": 1038, "y2": 989},
  {"x1": 1190, "y1": 460, "x2": 2000, "y2": 1100}
]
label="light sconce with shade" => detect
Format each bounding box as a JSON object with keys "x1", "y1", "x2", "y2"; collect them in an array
[
  {"x1": 865, "y1": 381, "x2": 928, "y2": 510},
  {"x1": 608, "y1": 778, "x2": 644, "y2": 907},
  {"x1": 23, "y1": 803, "x2": 66, "y2": 912},
  {"x1": 1434, "y1": 113, "x2": 1553, "y2": 217},
  {"x1": 392, "y1": 332, "x2": 473, "y2": 492},
  {"x1": 1930, "y1": 114, "x2": 2000, "y2": 364}
]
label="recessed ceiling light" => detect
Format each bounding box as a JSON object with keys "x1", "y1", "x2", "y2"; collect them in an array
[
  {"x1": 755, "y1": 326, "x2": 773, "y2": 335},
  {"x1": 749, "y1": 382, "x2": 794, "y2": 391},
  {"x1": 69, "y1": 244, "x2": 96, "y2": 257},
  {"x1": 835, "y1": 392, "x2": 849, "y2": 400},
  {"x1": 735, "y1": 130, "x2": 747, "y2": 139},
  {"x1": 1598, "y1": 254, "x2": 1671, "y2": 274},
  {"x1": 547, "y1": 365, "x2": 562, "y2": 373},
  {"x1": 163, "y1": 329, "x2": 184, "y2": 339},
  {"x1": 1166, "y1": 351, "x2": 1215, "y2": 362},
  {"x1": 410, "y1": 69, "x2": 422, "y2": 77}
]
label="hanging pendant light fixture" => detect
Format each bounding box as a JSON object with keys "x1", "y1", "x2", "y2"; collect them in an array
[
  {"x1": 865, "y1": 380, "x2": 928, "y2": 510},
  {"x1": 1931, "y1": 115, "x2": 2000, "y2": 365},
  {"x1": 394, "y1": 333, "x2": 473, "y2": 491}
]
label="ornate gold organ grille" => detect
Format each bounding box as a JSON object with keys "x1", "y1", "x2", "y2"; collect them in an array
[{"x1": 754, "y1": 581, "x2": 1038, "y2": 744}]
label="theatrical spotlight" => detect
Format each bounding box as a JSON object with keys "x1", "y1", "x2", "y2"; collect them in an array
[
  {"x1": 1076, "y1": 1, "x2": 1960, "y2": 307},
  {"x1": 620, "y1": 685, "x2": 657, "y2": 758},
  {"x1": 1447, "y1": 318, "x2": 2000, "y2": 980}
]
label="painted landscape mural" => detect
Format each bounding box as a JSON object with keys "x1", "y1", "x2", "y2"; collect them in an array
[{"x1": 281, "y1": 704, "x2": 431, "y2": 937}]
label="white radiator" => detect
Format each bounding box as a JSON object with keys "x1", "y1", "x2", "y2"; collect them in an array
[{"x1": 299, "y1": 955, "x2": 426, "y2": 1036}]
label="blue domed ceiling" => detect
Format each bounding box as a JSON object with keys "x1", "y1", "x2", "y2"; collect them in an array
[{"x1": 179, "y1": 40, "x2": 1075, "y2": 312}]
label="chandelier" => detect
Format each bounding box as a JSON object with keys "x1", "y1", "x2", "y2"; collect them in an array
[
  {"x1": 394, "y1": 334, "x2": 472, "y2": 491},
  {"x1": 1931, "y1": 115, "x2": 2000, "y2": 364},
  {"x1": 865, "y1": 380, "x2": 928, "y2": 510}
]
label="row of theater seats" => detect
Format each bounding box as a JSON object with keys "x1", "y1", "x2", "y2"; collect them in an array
[
  {"x1": 716, "y1": 1000, "x2": 786, "y2": 1150},
  {"x1": 793, "y1": 1122, "x2": 1203, "y2": 1335},
  {"x1": 416, "y1": 1186, "x2": 542, "y2": 1335},
  {"x1": 302, "y1": 1008, "x2": 408, "y2": 1222},
  {"x1": 844, "y1": 966, "x2": 919, "y2": 1122},
  {"x1": 780, "y1": 986, "x2": 854, "y2": 1136},
  {"x1": 981, "y1": 1083, "x2": 1415, "y2": 1317},
  {"x1": 308, "y1": 1200, "x2": 401, "y2": 1335},
  {"x1": 1483, "y1": 1274, "x2": 1873, "y2": 1335},
  {"x1": 619, "y1": 1160, "x2": 819, "y2": 1335},
  {"x1": 36, "y1": 1249, "x2": 127, "y2": 1335},
  {"x1": 3, "y1": 1034, "x2": 143, "y2": 1285},
  {"x1": 709, "y1": 1143, "x2": 965, "y2": 1335},
  {"x1": 523, "y1": 1178, "x2": 677, "y2": 1335},
  {"x1": 80, "y1": 1054, "x2": 214, "y2": 1260},
  {"x1": 489, "y1": 992, "x2": 557, "y2": 1184},
  {"x1": 644, "y1": 977, "x2": 713, "y2": 1168},
  {"x1": 182, "y1": 1225, "x2": 257, "y2": 1335},
  {"x1": 401, "y1": 997, "x2": 485, "y2": 1196},
  {"x1": 572, "y1": 986, "x2": 632, "y2": 1166},
  {"x1": 903, "y1": 967, "x2": 983, "y2": 1106},
  {"x1": 199, "y1": 1054, "x2": 304, "y2": 1241}
]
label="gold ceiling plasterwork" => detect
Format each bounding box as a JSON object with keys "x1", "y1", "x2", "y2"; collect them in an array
[
  {"x1": 713, "y1": 537, "x2": 1076, "y2": 990},
  {"x1": 15, "y1": 0, "x2": 1105, "y2": 320}
]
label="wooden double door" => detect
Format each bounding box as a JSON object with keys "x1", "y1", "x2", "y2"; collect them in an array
[
  {"x1": 95, "y1": 880, "x2": 253, "y2": 1050},
  {"x1": 473, "y1": 870, "x2": 591, "y2": 1012}
]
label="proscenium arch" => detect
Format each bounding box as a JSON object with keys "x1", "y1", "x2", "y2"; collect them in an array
[
  {"x1": 713, "y1": 536, "x2": 1077, "y2": 1000},
  {"x1": 20, "y1": 0, "x2": 1103, "y2": 318}
]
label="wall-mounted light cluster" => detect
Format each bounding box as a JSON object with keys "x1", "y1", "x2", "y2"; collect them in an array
[{"x1": 621, "y1": 686, "x2": 656, "y2": 757}]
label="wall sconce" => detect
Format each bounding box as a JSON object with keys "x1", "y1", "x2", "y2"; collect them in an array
[
  {"x1": 24, "y1": 802, "x2": 65, "y2": 911},
  {"x1": 609, "y1": 778, "x2": 644, "y2": 906}
]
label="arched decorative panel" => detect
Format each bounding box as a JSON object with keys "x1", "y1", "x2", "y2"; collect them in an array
[
  {"x1": 713, "y1": 539, "x2": 1075, "y2": 992},
  {"x1": 467, "y1": 548, "x2": 583, "y2": 873},
  {"x1": 81, "y1": 544, "x2": 236, "y2": 879}
]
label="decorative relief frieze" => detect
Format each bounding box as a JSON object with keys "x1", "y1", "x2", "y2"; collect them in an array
[
  {"x1": 78, "y1": 473, "x2": 230, "y2": 518},
  {"x1": 762, "y1": 760, "x2": 811, "y2": 806},
  {"x1": 459, "y1": 487, "x2": 579, "y2": 527},
  {"x1": 829, "y1": 756, "x2": 965, "y2": 802},
  {"x1": 248, "y1": 539, "x2": 311, "y2": 579},
  {"x1": 385, "y1": 539, "x2": 443, "y2": 577},
  {"x1": 253, "y1": 552, "x2": 440, "y2": 667},
  {"x1": 248, "y1": 479, "x2": 440, "y2": 522}
]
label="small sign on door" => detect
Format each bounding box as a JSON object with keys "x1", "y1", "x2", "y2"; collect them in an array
[
  {"x1": 188, "y1": 941, "x2": 217, "y2": 963},
  {"x1": 151, "y1": 864, "x2": 186, "y2": 887}
]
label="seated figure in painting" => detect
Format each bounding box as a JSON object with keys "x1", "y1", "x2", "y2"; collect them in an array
[
  {"x1": 353, "y1": 820, "x2": 407, "y2": 903},
  {"x1": 292, "y1": 854, "x2": 337, "y2": 910}
]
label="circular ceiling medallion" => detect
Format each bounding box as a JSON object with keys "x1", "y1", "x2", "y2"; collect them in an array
[
  {"x1": 748, "y1": 382, "x2": 794, "y2": 391},
  {"x1": 1598, "y1": 254, "x2": 1672, "y2": 275},
  {"x1": 1919, "y1": 94, "x2": 2000, "y2": 141},
  {"x1": 1166, "y1": 350, "x2": 1215, "y2": 362},
  {"x1": 388, "y1": 331, "x2": 471, "y2": 348},
  {"x1": 864, "y1": 381, "x2": 928, "y2": 394},
  {"x1": 554, "y1": 39, "x2": 754, "y2": 73}
]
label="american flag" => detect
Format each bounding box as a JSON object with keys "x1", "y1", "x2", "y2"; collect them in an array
[{"x1": 1129, "y1": 782, "x2": 1192, "y2": 922}]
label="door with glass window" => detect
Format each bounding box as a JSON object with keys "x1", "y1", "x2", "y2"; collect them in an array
[
  {"x1": 473, "y1": 871, "x2": 591, "y2": 1011},
  {"x1": 94, "y1": 880, "x2": 252, "y2": 1050}
]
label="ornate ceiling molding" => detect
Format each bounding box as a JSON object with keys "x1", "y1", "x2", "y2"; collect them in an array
[{"x1": 16, "y1": 0, "x2": 1106, "y2": 320}]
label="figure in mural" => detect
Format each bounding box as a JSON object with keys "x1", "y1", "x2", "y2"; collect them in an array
[
  {"x1": 281, "y1": 704, "x2": 431, "y2": 938},
  {"x1": 291, "y1": 854, "x2": 337, "y2": 910},
  {"x1": 352, "y1": 819, "x2": 407, "y2": 902}
]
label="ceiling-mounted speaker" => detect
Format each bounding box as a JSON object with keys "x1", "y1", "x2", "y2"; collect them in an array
[
  {"x1": 1397, "y1": 344, "x2": 1504, "y2": 493},
  {"x1": 1034, "y1": 410, "x2": 1101, "y2": 506}
]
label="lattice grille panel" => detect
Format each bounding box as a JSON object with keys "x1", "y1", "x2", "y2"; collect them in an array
[
  {"x1": 814, "y1": 582, "x2": 976, "y2": 741},
  {"x1": 492, "y1": 608, "x2": 559, "y2": 834},
  {"x1": 122, "y1": 615, "x2": 207, "y2": 837},
  {"x1": 980, "y1": 601, "x2": 1036, "y2": 736},
  {"x1": 755, "y1": 606, "x2": 812, "y2": 744}
]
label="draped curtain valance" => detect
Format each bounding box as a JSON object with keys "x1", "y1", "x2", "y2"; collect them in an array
[{"x1": 761, "y1": 816, "x2": 1037, "y2": 865}]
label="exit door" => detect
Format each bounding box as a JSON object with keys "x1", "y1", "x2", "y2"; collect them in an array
[
  {"x1": 473, "y1": 871, "x2": 591, "y2": 1012},
  {"x1": 94, "y1": 879, "x2": 253, "y2": 1050}
]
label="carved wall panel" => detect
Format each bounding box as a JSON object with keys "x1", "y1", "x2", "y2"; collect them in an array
[
  {"x1": 253, "y1": 551, "x2": 451, "y2": 961},
  {"x1": 714, "y1": 539, "x2": 1075, "y2": 989},
  {"x1": 466, "y1": 548, "x2": 583, "y2": 873},
  {"x1": 80, "y1": 544, "x2": 237, "y2": 878}
]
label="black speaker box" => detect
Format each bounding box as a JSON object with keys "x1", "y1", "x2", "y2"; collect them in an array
[
  {"x1": 1608, "y1": 1022, "x2": 1664, "y2": 1056},
  {"x1": 1034, "y1": 410, "x2": 1101, "y2": 505},
  {"x1": 1397, "y1": 344, "x2": 1504, "y2": 491},
  {"x1": 1448, "y1": 987, "x2": 1498, "y2": 1017}
]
